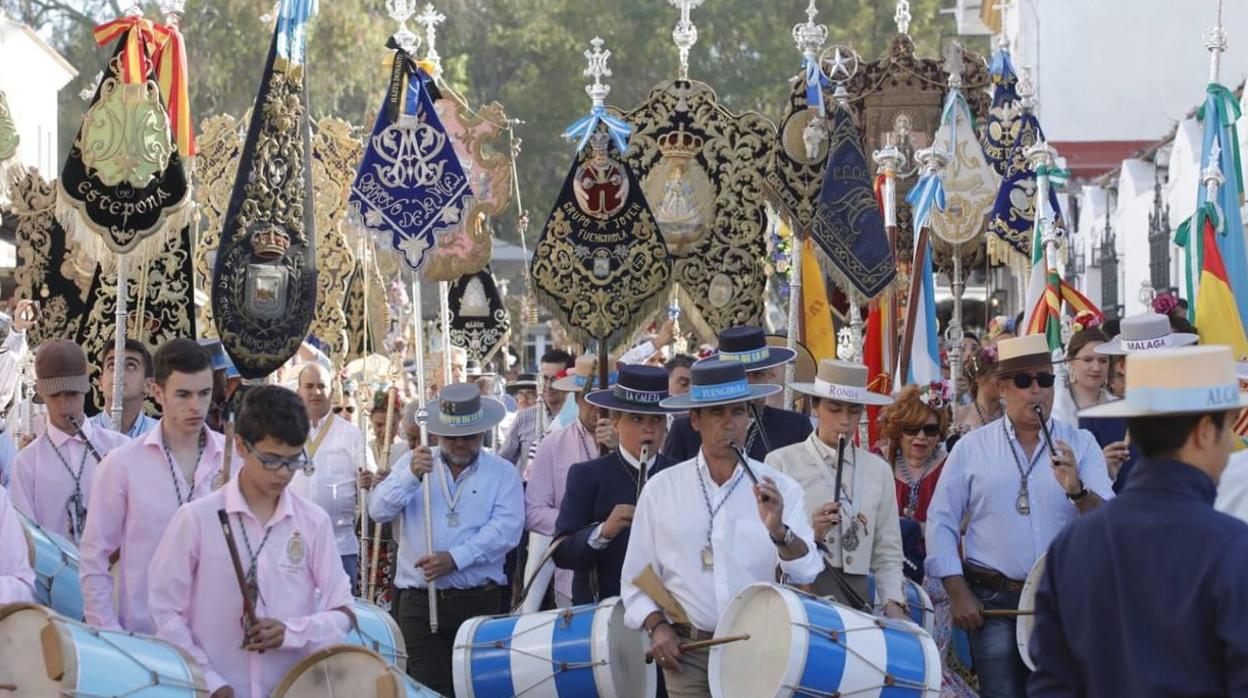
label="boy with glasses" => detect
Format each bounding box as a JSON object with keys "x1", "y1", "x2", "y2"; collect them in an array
[
  {"x1": 925, "y1": 334, "x2": 1113, "y2": 698},
  {"x1": 149, "y1": 385, "x2": 353, "y2": 698}
]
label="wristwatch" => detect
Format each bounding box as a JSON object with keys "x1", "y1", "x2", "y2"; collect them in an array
[
  {"x1": 1066, "y1": 483, "x2": 1089, "y2": 501},
  {"x1": 644, "y1": 618, "x2": 670, "y2": 638},
  {"x1": 770, "y1": 525, "x2": 795, "y2": 547}
]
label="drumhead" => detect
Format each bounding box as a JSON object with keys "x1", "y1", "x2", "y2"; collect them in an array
[
  {"x1": 709, "y1": 584, "x2": 801, "y2": 698},
  {"x1": 1016, "y1": 554, "x2": 1046, "y2": 672},
  {"x1": 0, "y1": 604, "x2": 61, "y2": 695},
  {"x1": 591, "y1": 597, "x2": 654, "y2": 698},
  {"x1": 271, "y1": 644, "x2": 393, "y2": 697}
]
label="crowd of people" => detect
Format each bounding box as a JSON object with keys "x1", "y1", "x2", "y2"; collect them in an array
[{"x1": 0, "y1": 302, "x2": 1246, "y2": 698}]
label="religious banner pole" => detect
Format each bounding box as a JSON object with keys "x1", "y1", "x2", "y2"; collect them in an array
[{"x1": 872, "y1": 142, "x2": 903, "y2": 379}]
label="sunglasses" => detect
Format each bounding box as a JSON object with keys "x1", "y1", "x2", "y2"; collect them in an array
[
  {"x1": 332, "y1": 405, "x2": 356, "y2": 415},
  {"x1": 244, "y1": 441, "x2": 313, "y2": 473},
  {"x1": 1010, "y1": 372, "x2": 1056, "y2": 390},
  {"x1": 902, "y1": 424, "x2": 941, "y2": 437}
]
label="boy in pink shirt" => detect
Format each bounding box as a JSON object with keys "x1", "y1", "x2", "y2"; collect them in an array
[
  {"x1": 10, "y1": 340, "x2": 128, "y2": 541},
  {"x1": 0, "y1": 484, "x2": 35, "y2": 603},
  {"x1": 148, "y1": 385, "x2": 354, "y2": 698},
  {"x1": 80, "y1": 339, "x2": 224, "y2": 633}
]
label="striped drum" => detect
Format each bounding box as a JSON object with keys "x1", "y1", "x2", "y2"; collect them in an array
[
  {"x1": 0, "y1": 603, "x2": 206, "y2": 696},
  {"x1": 18, "y1": 512, "x2": 84, "y2": 620},
  {"x1": 273, "y1": 644, "x2": 442, "y2": 697},
  {"x1": 866, "y1": 575, "x2": 935, "y2": 633},
  {"x1": 452, "y1": 596, "x2": 654, "y2": 698},
  {"x1": 710, "y1": 583, "x2": 940, "y2": 698},
  {"x1": 344, "y1": 598, "x2": 407, "y2": 669}
]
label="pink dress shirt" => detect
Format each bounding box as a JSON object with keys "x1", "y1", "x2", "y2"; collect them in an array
[
  {"x1": 148, "y1": 477, "x2": 353, "y2": 697},
  {"x1": 9, "y1": 418, "x2": 129, "y2": 540},
  {"x1": 0, "y1": 484, "x2": 35, "y2": 604},
  {"x1": 80, "y1": 422, "x2": 226, "y2": 633},
  {"x1": 525, "y1": 418, "x2": 597, "y2": 598}
]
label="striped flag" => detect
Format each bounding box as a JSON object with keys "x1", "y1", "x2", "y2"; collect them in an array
[
  {"x1": 898, "y1": 170, "x2": 946, "y2": 386},
  {"x1": 1194, "y1": 202, "x2": 1248, "y2": 359}
]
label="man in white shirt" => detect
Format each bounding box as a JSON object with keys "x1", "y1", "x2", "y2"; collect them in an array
[
  {"x1": 1213, "y1": 362, "x2": 1248, "y2": 520},
  {"x1": 294, "y1": 362, "x2": 376, "y2": 590},
  {"x1": 622, "y1": 360, "x2": 822, "y2": 697}
]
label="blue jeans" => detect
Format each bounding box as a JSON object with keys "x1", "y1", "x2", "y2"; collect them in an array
[
  {"x1": 969, "y1": 584, "x2": 1028, "y2": 698},
  {"x1": 342, "y1": 554, "x2": 359, "y2": 596}
]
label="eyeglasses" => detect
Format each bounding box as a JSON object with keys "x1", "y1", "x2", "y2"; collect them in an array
[
  {"x1": 1011, "y1": 372, "x2": 1056, "y2": 390},
  {"x1": 244, "y1": 441, "x2": 313, "y2": 473},
  {"x1": 332, "y1": 405, "x2": 356, "y2": 415},
  {"x1": 901, "y1": 424, "x2": 941, "y2": 437}
]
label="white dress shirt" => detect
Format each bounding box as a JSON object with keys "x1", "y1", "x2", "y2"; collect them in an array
[
  {"x1": 620, "y1": 453, "x2": 823, "y2": 633},
  {"x1": 289, "y1": 414, "x2": 376, "y2": 555},
  {"x1": 0, "y1": 330, "x2": 28, "y2": 416},
  {"x1": 1215, "y1": 450, "x2": 1248, "y2": 522}
]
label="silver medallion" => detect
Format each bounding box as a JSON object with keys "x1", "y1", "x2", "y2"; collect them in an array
[
  {"x1": 842, "y1": 520, "x2": 861, "y2": 552},
  {"x1": 447, "y1": 511, "x2": 460, "y2": 528},
  {"x1": 1016, "y1": 488, "x2": 1031, "y2": 516},
  {"x1": 701, "y1": 545, "x2": 714, "y2": 571}
]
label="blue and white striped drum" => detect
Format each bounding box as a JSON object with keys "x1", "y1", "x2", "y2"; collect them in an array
[
  {"x1": 709, "y1": 583, "x2": 940, "y2": 698},
  {"x1": 18, "y1": 512, "x2": 84, "y2": 620},
  {"x1": 452, "y1": 596, "x2": 655, "y2": 698},
  {"x1": 272, "y1": 644, "x2": 443, "y2": 697},
  {"x1": 866, "y1": 575, "x2": 935, "y2": 633},
  {"x1": 0, "y1": 603, "x2": 206, "y2": 696},
  {"x1": 344, "y1": 598, "x2": 407, "y2": 669}
]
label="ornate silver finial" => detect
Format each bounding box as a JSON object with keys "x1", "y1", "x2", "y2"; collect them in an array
[
  {"x1": 836, "y1": 326, "x2": 855, "y2": 361},
  {"x1": 1017, "y1": 66, "x2": 1036, "y2": 110},
  {"x1": 583, "y1": 37, "x2": 613, "y2": 107},
  {"x1": 1205, "y1": 0, "x2": 1227, "y2": 83},
  {"x1": 894, "y1": 0, "x2": 912, "y2": 36},
  {"x1": 1026, "y1": 139, "x2": 1057, "y2": 172},
  {"x1": 669, "y1": 0, "x2": 705, "y2": 81},
  {"x1": 994, "y1": 0, "x2": 1011, "y2": 50},
  {"x1": 79, "y1": 70, "x2": 104, "y2": 102},
  {"x1": 1202, "y1": 140, "x2": 1225, "y2": 206},
  {"x1": 943, "y1": 40, "x2": 965, "y2": 88},
  {"x1": 123, "y1": 0, "x2": 142, "y2": 17},
  {"x1": 387, "y1": 0, "x2": 421, "y2": 55},
  {"x1": 1139, "y1": 280, "x2": 1157, "y2": 306},
  {"x1": 792, "y1": 0, "x2": 828, "y2": 61},
  {"x1": 158, "y1": 0, "x2": 185, "y2": 25},
  {"x1": 416, "y1": 4, "x2": 446, "y2": 72},
  {"x1": 915, "y1": 145, "x2": 951, "y2": 174},
  {"x1": 821, "y1": 44, "x2": 859, "y2": 107}
]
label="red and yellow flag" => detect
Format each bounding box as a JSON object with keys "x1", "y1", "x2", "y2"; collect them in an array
[{"x1": 1195, "y1": 208, "x2": 1248, "y2": 360}]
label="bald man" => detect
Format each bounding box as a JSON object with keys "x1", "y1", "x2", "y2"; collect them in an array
[{"x1": 294, "y1": 363, "x2": 376, "y2": 589}]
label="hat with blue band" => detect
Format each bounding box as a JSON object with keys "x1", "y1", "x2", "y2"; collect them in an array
[
  {"x1": 698, "y1": 325, "x2": 796, "y2": 373},
  {"x1": 586, "y1": 364, "x2": 684, "y2": 414},
  {"x1": 423, "y1": 382, "x2": 508, "y2": 436},
  {"x1": 659, "y1": 359, "x2": 781, "y2": 410},
  {"x1": 1079, "y1": 346, "x2": 1248, "y2": 418},
  {"x1": 552, "y1": 355, "x2": 618, "y2": 392}
]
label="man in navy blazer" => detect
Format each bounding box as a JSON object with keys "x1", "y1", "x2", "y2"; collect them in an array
[
  {"x1": 662, "y1": 326, "x2": 811, "y2": 462},
  {"x1": 554, "y1": 364, "x2": 682, "y2": 603}
]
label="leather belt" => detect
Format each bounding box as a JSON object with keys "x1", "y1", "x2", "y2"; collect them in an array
[
  {"x1": 963, "y1": 563, "x2": 1025, "y2": 595},
  {"x1": 671, "y1": 623, "x2": 715, "y2": 642},
  {"x1": 410, "y1": 581, "x2": 499, "y2": 600}
]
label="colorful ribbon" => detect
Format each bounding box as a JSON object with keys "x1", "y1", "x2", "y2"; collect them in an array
[
  {"x1": 906, "y1": 169, "x2": 946, "y2": 232},
  {"x1": 804, "y1": 56, "x2": 832, "y2": 116},
  {"x1": 562, "y1": 104, "x2": 633, "y2": 155},
  {"x1": 275, "y1": 0, "x2": 318, "y2": 67},
  {"x1": 1036, "y1": 164, "x2": 1070, "y2": 190},
  {"x1": 93, "y1": 16, "x2": 194, "y2": 157},
  {"x1": 1198, "y1": 83, "x2": 1245, "y2": 198}
]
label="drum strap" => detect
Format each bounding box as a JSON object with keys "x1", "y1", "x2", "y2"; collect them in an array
[{"x1": 819, "y1": 558, "x2": 871, "y2": 612}]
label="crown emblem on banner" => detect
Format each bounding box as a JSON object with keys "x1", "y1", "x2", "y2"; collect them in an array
[
  {"x1": 657, "y1": 127, "x2": 703, "y2": 159},
  {"x1": 250, "y1": 225, "x2": 291, "y2": 260}
]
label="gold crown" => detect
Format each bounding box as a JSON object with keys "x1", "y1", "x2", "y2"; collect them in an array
[
  {"x1": 250, "y1": 225, "x2": 291, "y2": 260},
  {"x1": 657, "y1": 127, "x2": 703, "y2": 159}
]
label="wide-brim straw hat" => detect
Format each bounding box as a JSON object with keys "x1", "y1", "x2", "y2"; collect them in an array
[
  {"x1": 788, "y1": 359, "x2": 894, "y2": 406},
  {"x1": 1080, "y1": 346, "x2": 1248, "y2": 418},
  {"x1": 423, "y1": 383, "x2": 508, "y2": 436},
  {"x1": 552, "y1": 355, "x2": 617, "y2": 392},
  {"x1": 586, "y1": 364, "x2": 684, "y2": 414},
  {"x1": 659, "y1": 359, "x2": 781, "y2": 410},
  {"x1": 1096, "y1": 312, "x2": 1198, "y2": 356},
  {"x1": 767, "y1": 334, "x2": 816, "y2": 383},
  {"x1": 505, "y1": 373, "x2": 539, "y2": 395}
]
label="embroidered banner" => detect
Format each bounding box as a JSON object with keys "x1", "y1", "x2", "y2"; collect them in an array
[
  {"x1": 447, "y1": 267, "x2": 510, "y2": 364},
  {"x1": 211, "y1": 0, "x2": 318, "y2": 379},
  {"x1": 809, "y1": 105, "x2": 896, "y2": 302},
  {"x1": 764, "y1": 68, "x2": 829, "y2": 238},
  {"x1": 349, "y1": 41, "x2": 472, "y2": 274}
]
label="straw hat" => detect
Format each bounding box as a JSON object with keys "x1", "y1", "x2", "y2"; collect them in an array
[
  {"x1": 659, "y1": 360, "x2": 781, "y2": 410},
  {"x1": 788, "y1": 359, "x2": 894, "y2": 406},
  {"x1": 552, "y1": 355, "x2": 617, "y2": 392},
  {"x1": 505, "y1": 373, "x2": 538, "y2": 395},
  {"x1": 422, "y1": 383, "x2": 508, "y2": 437},
  {"x1": 995, "y1": 335, "x2": 1054, "y2": 376},
  {"x1": 766, "y1": 334, "x2": 816, "y2": 383},
  {"x1": 1095, "y1": 312, "x2": 1198, "y2": 356},
  {"x1": 1080, "y1": 346, "x2": 1248, "y2": 418}
]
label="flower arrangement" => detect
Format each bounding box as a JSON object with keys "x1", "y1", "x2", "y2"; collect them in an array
[
  {"x1": 1071, "y1": 311, "x2": 1104, "y2": 333},
  {"x1": 918, "y1": 379, "x2": 954, "y2": 409},
  {"x1": 1152, "y1": 291, "x2": 1181, "y2": 317}
]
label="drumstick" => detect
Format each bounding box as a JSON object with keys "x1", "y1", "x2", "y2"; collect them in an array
[
  {"x1": 727, "y1": 441, "x2": 766, "y2": 502},
  {"x1": 981, "y1": 609, "x2": 1035, "y2": 617},
  {"x1": 216, "y1": 509, "x2": 262, "y2": 652},
  {"x1": 644, "y1": 634, "x2": 751, "y2": 663}
]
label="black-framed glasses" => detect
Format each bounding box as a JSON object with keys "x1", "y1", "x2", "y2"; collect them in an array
[
  {"x1": 244, "y1": 441, "x2": 313, "y2": 473},
  {"x1": 332, "y1": 405, "x2": 356, "y2": 415},
  {"x1": 1011, "y1": 372, "x2": 1056, "y2": 390},
  {"x1": 902, "y1": 424, "x2": 941, "y2": 437}
]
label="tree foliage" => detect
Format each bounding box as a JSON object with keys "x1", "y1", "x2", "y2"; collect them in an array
[{"x1": 5, "y1": 0, "x2": 977, "y2": 245}]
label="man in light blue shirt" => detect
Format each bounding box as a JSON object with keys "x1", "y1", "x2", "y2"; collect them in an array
[
  {"x1": 925, "y1": 335, "x2": 1113, "y2": 698},
  {"x1": 370, "y1": 382, "x2": 523, "y2": 697}
]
